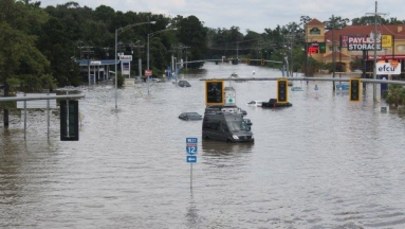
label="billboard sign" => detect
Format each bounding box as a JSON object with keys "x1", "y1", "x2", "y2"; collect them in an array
[{"x1": 347, "y1": 35, "x2": 382, "y2": 51}]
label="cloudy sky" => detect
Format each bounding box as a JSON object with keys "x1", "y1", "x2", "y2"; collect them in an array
[{"x1": 39, "y1": 0, "x2": 402, "y2": 33}]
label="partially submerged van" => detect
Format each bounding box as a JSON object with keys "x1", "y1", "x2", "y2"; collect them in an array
[{"x1": 202, "y1": 105, "x2": 254, "y2": 143}]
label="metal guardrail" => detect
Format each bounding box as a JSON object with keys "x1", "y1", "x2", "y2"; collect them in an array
[
  {"x1": 0, "y1": 94, "x2": 85, "y2": 102},
  {"x1": 0, "y1": 93, "x2": 85, "y2": 141},
  {"x1": 199, "y1": 77, "x2": 405, "y2": 85}
]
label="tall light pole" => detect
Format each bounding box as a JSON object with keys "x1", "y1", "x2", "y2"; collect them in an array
[
  {"x1": 146, "y1": 27, "x2": 177, "y2": 95},
  {"x1": 114, "y1": 21, "x2": 156, "y2": 110},
  {"x1": 331, "y1": 15, "x2": 336, "y2": 92},
  {"x1": 366, "y1": 0, "x2": 385, "y2": 102}
]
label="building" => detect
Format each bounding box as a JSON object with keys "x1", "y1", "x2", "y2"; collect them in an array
[{"x1": 305, "y1": 18, "x2": 405, "y2": 76}]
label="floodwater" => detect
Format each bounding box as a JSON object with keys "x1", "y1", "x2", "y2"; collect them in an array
[{"x1": 1, "y1": 62, "x2": 405, "y2": 228}]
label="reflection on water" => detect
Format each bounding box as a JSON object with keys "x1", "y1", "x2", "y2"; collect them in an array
[
  {"x1": 202, "y1": 140, "x2": 253, "y2": 156},
  {"x1": 1, "y1": 62, "x2": 405, "y2": 228}
]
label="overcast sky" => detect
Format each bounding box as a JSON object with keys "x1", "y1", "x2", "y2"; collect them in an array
[{"x1": 39, "y1": 0, "x2": 402, "y2": 33}]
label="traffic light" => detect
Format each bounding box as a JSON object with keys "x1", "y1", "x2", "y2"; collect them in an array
[
  {"x1": 277, "y1": 79, "x2": 288, "y2": 103},
  {"x1": 349, "y1": 78, "x2": 361, "y2": 101},
  {"x1": 60, "y1": 100, "x2": 79, "y2": 141},
  {"x1": 205, "y1": 80, "x2": 224, "y2": 106}
]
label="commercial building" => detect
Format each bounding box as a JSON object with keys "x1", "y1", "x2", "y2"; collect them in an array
[{"x1": 305, "y1": 19, "x2": 405, "y2": 77}]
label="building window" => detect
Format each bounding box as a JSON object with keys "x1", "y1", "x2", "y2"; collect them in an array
[{"x1": 310, "y1": 27, "x2": 321, "y2": 35}]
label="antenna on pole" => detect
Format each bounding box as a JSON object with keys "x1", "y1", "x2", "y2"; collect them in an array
[{"x1": 366, "y1": 0, "x2": 386, "y2": 102}]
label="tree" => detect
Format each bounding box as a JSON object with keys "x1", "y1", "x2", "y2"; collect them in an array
[
  {"x1": 325, "y1": 16, "x2": 349, "y2": 30},
  {"x1": 38, "y1": 17, "x2": 81, "y2": 86},
  {"x1": 352, "y1": 15, "x2": 383, "y2": 26},
  {"x1": 0, "y1": 1, "x2": 50, "y2": 87},
  {"x1": 0, "y1": 0, "x2": 50, "y2": 127},
  {"x1": 385, "y1": 85, "x2": 405, "y2": 108},
  {"x1": 176, "y1": 15, "x2": 207, "y2": 69},
  {"x1": 300, "y1": 16, "x2": 312, "y2": 26}
]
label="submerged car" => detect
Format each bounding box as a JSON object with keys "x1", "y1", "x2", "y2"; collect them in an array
[
  {"x1": 178, "y1": 80, "x2": 191, "y2": 87},
  {"x1": 178, "y1": 112, "x2": 202, "y2": 121},
  {"x1": 261, "y1": 98, "x2": 292, "y2": 108},
  {"x1": 247, "y1": 100, "x2": 263, "y2": 107},
  {"x1": 202, "y1": 105, "x2": 254, "y2": 143}
]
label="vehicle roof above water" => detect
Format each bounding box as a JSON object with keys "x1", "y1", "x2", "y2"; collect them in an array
[
  {"x1": 204, "y1": 105, "x2": 244, "y2": 116},
  {"x1": 205, "y1": 105, "x2": 238, "y2": 111}
]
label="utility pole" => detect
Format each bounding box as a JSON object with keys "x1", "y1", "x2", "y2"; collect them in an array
[
  {"x1": 290, "y1": 35, "x2": 294, "y2": 77},
  {"x1": 331, "y1": 15, "x2": 336, "y2": 92},
  {"x1": 366, "y1": 0, "x2": 386, "y2": 102}
]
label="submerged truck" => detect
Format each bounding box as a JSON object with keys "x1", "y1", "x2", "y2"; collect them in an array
[{"x1": 202, "y1": 105, "x2": 254, "y2": 143}]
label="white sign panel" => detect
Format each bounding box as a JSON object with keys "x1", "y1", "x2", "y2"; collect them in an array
[
  {"x1": 16, "y1": 93, "x2": 57, "y2": 109},
  {"x1": 122, "y1": 62, "x2": 130, "y2": 75},
  {"x1": 376, "y1": 60, "x2": 401, "y2": 75},
  {"x1": 119, "y1": 55, "x2": 133, "y2": 61},
  {"x1": 90, "y1": 61, "x2": 101, "y2": 65},
  {"x1": 347, "y1": 35, "x2": 382, "y2": 51},
  {"x1": 224, "y1": 87, "x2": 236, "y2": 106}
]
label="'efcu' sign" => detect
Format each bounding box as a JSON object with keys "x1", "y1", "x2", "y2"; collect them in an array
[{"x1": 376, "y1": 60, "x2": 401, "y2": 75}]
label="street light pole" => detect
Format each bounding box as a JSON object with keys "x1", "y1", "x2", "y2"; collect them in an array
[
  {"x1": 114, "y1": 21, "x2": 156, "y2": 110},
  {"x1": 114, "y1": 28, "x2": 118, "y2": 110},
  {"x1": 366, "y1": 0, "x2": 385, "y2": 102},
  {"x1": 146, "y1": 33, "x2": 150, "y2": 95},
  {"x1": 146, "y1": 27, "x2": 177, "y2": 95},
  {"x1": 147, "y1": 33, "x2": 150, "y2": 70}
]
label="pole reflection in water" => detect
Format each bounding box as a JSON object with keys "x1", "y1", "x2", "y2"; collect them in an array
[{"x1": 185, "y1": 191, "x2": 201, "y2": 228}]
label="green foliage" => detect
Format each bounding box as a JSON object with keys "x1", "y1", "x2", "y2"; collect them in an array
[
  {"x1": 325, "y1": 16, "x2": 350, "y2": 29},
  {"x1": 385, "y1": 85, "x2": 405, "y2": 107},
  {"x1": 0, "y1": 17, "x2": 49, "y2": 93},
  {"x1": 40, "y1": 74, "x2": 58, "y2": 90},
  {"x1": 0, "y1": 0, "x2": 49, "y2": 79},
  {"x1": 176, "y1": 15, "x2": 208, "y2": 69},
  {"x1": 6, "y1": 77, "x2": 21, "y2": 94},
  {"x1": 117, "y1": 73, "x2": 124, "y2": 88},
  {"x1": 305, "y1": 58, "x2": 322, "y2": 76},
  {"x1": 352, "y1": 16, "x2": 405, "y2": 25}
]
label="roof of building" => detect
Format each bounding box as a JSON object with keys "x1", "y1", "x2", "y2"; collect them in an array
[
  {"x1": 325, "y1": 24, "x2": 405, "y2": 40},
  {"x1": 306, "y1": 19, "x2": 324, "y2": 26}
]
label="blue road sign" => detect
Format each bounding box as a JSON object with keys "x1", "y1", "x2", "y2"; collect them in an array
[
  {"x1": 186, "y1": 137, "x2": 198, "y2": 144},
  {"x1": 186, "y1": 155, "x2": 197, "y2": 163},
  {"x1": 186, "y1": 145, "x2": 198, "y2": 155}
]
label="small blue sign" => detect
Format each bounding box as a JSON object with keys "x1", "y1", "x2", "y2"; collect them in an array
[
  {"x1": 186, "y1": 145, "x2": 198, "y2": 155},
  {"x1": 186, "y1": 155, "x2": 197, "y2": 163},
  {"x1": 186, "y1": 137, "x2": 198, "y2": 144}
]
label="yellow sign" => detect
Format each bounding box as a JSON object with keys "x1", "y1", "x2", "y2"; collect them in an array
[{"x1": 382, "y1": 35, "x2": 393, "y2": 48}]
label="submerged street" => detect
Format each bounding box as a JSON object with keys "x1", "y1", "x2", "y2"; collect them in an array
[{"x1": 1, "y1": 62, "x2": 405, "y2": 228}]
